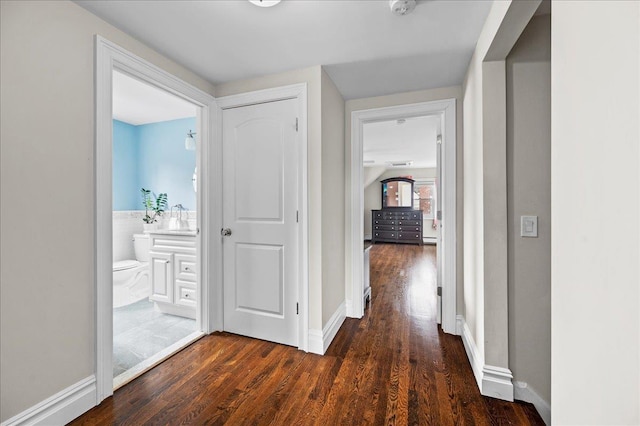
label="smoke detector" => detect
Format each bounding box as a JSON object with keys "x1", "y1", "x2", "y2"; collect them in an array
[{"x1": 389, "y1": 0, "x2": 416, "y2": 16}]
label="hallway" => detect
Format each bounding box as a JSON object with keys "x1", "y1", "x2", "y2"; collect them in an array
[{"x1": 71, "y1": 244, "x2": 543, "y2": 425}]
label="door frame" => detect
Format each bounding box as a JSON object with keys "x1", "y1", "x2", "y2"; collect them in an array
[
  {"x1": 216, "y1": 84, "x2": 309, "y2": 352},
  {"x1": 348, "y1": 99, "x2": 457, "y2": 334},
  {"x1": 95, "y1": 36, "x2": 217, "y2": 403}
]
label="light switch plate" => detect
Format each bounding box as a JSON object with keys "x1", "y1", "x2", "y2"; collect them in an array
[{"x1": 521, "y1": 215, "x2": 538, "y2": 237}]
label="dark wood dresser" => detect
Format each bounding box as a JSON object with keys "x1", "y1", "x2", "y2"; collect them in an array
[{"x1": 371, "y1": 209, "x2": 423, "y2": 245}]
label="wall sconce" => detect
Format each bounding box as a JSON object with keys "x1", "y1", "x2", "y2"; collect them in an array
[{"x1": 185, "y1": 130, "x2": 196, "y2": 151}]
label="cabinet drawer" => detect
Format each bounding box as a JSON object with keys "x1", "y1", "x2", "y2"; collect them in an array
[
  {"x1": 149, "y1": 233, "x2": 196, "y2": 254},
  {"x1": 397, "y1": 220, "x2": 421, "y2": 226},
  {"x1": 175, "y1": 254, "x2": 197, "y2": 282},
  {"x1": 373, "y1": 211, "x2": 384, "y2": 219},
  {"x1": 373, "y1": 219, "x2": 396, "y2": 226},
  {"x1": 374, "y1": 225, "x2": 396, "y2": 231},
  {"x1": 397, "y1": 232, "x2": 422, "y2": 241},
  {"x1": 397, "y1": 225, "x2": 421, "y2": 232},
  {"x1": 175, "y1": 280, "x2": 196, "y2": 308},
  {"x1": 373, "y1": 231, "x2": 396, "y2": 240}
]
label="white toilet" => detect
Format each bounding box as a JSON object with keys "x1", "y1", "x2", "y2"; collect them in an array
[{"x1": 113, "y1": 233, "x2": 150, "y2": 308}]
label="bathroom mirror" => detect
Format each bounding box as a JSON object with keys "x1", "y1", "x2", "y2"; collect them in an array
[{"x1": 381, "y1": 177, "x2": 415, "y2": 209}]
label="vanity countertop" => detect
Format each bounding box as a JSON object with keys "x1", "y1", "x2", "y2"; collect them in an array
[{"x1": 147, "y1": 229, "x2": 197, "y2": 237}]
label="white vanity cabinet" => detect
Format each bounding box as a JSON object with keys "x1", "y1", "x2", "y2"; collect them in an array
[{"x1": 148, "y1": 231, "x2": 197, "y2": 319}]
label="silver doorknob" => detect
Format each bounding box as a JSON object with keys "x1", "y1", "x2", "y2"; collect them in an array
[{"x1": 221, "y1": 228, "x2": 232, "y2": 236}]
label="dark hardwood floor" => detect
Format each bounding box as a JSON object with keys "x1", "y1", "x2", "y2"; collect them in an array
[{"x1": 71, "y1": 243, "x2": 544, "y2": 425}]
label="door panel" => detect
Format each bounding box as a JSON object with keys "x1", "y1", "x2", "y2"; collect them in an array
[
  {"x1": 235, "y1": 243, "x2": 284, "y2": 316},
  {"x1": 222, "y1": 99, "x2": 298, "y2": 347}
]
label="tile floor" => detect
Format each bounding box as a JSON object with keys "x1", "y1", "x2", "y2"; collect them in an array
[{"x1": 113, "y1": 299, "x2": 196, "y2": 378}]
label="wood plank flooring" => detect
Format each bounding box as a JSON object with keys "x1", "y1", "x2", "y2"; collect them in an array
[{"x1": 71, "y1": 243, "x2": 544, "y2": 425}]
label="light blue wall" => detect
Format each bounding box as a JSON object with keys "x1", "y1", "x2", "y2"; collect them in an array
[
  {"x1": 112, "y1": 117, "x2": 196, "y2": 211},
  {"x1": 113, "y1": 120, "x2": 138, "y2": 211}
]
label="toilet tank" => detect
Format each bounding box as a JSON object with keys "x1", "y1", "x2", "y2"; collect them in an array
[{"x1": 133, "y1": 234, "x2": 150, "y2": 262}]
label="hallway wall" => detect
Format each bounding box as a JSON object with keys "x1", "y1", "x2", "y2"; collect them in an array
[
  {"x1": 0, "y1": 1, "x2": 214, "y2": 422},
  {"x1": 506, "y1": 14, "x2": 551, "y2": 406},
  {"x1": 551, "y1": 1, "x2": 640, "y2": 423}
]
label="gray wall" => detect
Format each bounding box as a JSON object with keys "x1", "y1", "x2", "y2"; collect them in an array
[
  {"x1": 0, "y1": 1, "x2": 215, "y2": 421},
  {"x1": 321, "y1": 69, "x2": 346, "y2": 324},
  {"x1": 506, "y1": 14, "x2": 551, "y2": 405}
]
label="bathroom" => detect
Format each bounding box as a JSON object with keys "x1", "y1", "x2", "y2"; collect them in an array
[{"x1": 112, "y1": 70, "x2": 201, "y2": 388}]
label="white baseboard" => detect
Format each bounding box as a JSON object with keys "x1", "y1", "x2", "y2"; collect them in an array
[
  {"x1": 459, "y1": 315, "x2": 484, "y2": 389},
  {"x1": 457, "y1": 315, "x2": 514, "y2": 402},
  {"x1": 1, "y1": 376, "x2": 96, "y2": 426},
  {"x1": 514, "y1": 381, "x2": 550, "y2": 425},
  {"x1": 482, "y1": 365, "x2": 514, "y2": 402},
  {"x1": 322, "y1": 301, "x2": 346, "y2": 353},
  {"x1": 308, "y1": 301, "x2": 346, "y2": 355},
  {"x1": 364, "y1": 233, "x2": 372, "y2": 241},
  {"x1": 308, "y1": 329, "x2": 324, "y2": 355}
]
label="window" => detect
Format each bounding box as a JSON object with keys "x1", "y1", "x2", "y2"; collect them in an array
[{"x1": 414, "y1": 180, "x2": 436, "y2": 220}]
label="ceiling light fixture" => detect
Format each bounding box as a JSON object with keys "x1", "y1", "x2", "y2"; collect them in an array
[
  {"x1": 389, "y1": 0, "x2": 416, "y2": 16},
  {"x1": 249, "y1": 0, "x2": 281, "y2": 7},
  {"x1": 185, "y1": 130, "x2": 196, "y2": 151}
]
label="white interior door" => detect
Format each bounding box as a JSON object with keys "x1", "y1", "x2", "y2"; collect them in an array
[{"x1": 222, "y1": 99, "x2": 299, "y2": 347}]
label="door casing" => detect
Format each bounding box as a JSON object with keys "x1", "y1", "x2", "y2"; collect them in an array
[
  {"x1": 348, "y1": 99, "x2": 458, "y2": 335},
  {"x1": 95, "y1": 36, "x2": 217, "y2": 404}
]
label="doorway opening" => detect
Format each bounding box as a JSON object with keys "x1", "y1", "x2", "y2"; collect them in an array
[
  {"x1": 348, "y1": 99, "x2": 457, "y2": 334},
  {"x1": 95, "y1": 36, "x2": 216, "y2": 403},
  {"x1": 111, "y1": 70, "x2": 200, "y2": 389}
]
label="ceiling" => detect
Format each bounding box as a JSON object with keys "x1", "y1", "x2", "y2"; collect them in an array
[
  {"x1": 363, "y1": 115, "x2": 438, "y2": 169},
  {"x1": 113, "y1": 70, "x2": 197, "y2": 125},
  {"x1": 76, "y1": 0, "x2": 492, "y2": 100}
]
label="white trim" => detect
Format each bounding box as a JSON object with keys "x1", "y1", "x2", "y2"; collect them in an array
[
  {"x1": 459, "y1": 315, "x2": 484, "y2": 388},
  {"x1": 364, "y1": 233, "x2": 372, "y2": 241},
  {"x1": 1, "y1": 376, "x2": 96, "y2": 426},
  {"x1": 347, "y1": 99, "x2": 457, "y2": 335},
  {"x1": 513, "y1": 381, "x2": 551, "y2": 425},
  {"x1": 308, "y1": 329, "x2": 323, "y2": 355},
  {"x1": 216, "y1": 83, "x2": 309, "y2": 352},
  {"x1": 322, "y1": 301, "x2": 347, "y2": 353},
  {"x1": 458, "y1": 315, "x2": 514, "y2": 402},
  {"x1": 482, "y1": 365, "x2": 514, "y2": 402},
  {"x1": 95, "y1": 36, "x2": 216, "y2": 404},
  {"x1": 307, "y1": 301, "x2": 347, "y2": 355}
]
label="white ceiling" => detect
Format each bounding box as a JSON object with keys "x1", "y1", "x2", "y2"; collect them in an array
[
  {"x1": 363, "y1": 115, "x2": 438, "y2": 169},
  {"x1": 76, "y1": 0, "x2": 492, "y2": 100},
  {"x1": 113, "y1": 70, "x2": 197, "y2": 125}
]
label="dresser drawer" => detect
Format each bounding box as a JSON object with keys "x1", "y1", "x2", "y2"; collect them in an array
[
  {"x1": 404, "y1": 212, "x2": 421, "y2": 220},
  {"x1": 374, "y1": 224, "x2": 396, "y2": 231},
  {"x1": 397, "y1": 225, "x2": 421, "y2": 232},
  {"x1": 373, "y1": 211, "x2": 384, "y2": 219},
  {"x1": 373, "y1": 231, "x2": 397, "y2": 240},
  {"x1": 397, "y1": 232, "x2": 422, "y2": 241},
  {"x1": 373, "y1": 219, "x2": 396, "y2": 226},
  {"x1": 397, "y1": 219, "x2": 421, "y2": 226}
]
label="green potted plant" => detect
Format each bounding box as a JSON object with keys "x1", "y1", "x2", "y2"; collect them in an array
[{"x1": 141, "y1": 188, "x2": 168, "y2": 231}]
